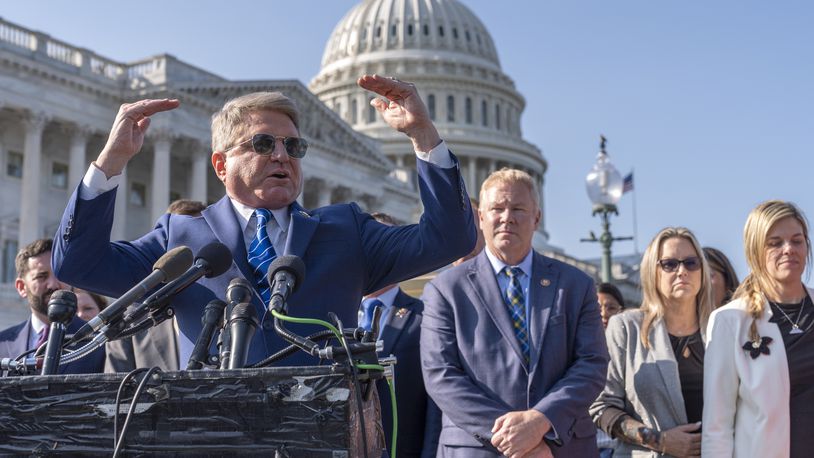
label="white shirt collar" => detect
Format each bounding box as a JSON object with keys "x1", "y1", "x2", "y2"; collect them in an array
[
  {"x1": 30, "y1": 313, "x2": 47, "y2": 334},
  {"x1": 484, "y1": 246, "x2": 534, "y2": 277},
  {"x1": 228, "y1": 198, "x2": 291, "y2": 236},
  {"x1": 364, "y1": 285, "x2": 400, "y2": 308}
]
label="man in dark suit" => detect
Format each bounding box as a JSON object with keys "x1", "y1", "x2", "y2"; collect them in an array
[
  {"x1": 0, "y1": 238, "x2": 104, "y2": 374},
  {"x1": 52, "y1": 75, "x2": 476, "y2": 368},
  {"x1": 360, "y1": 212, "x2": 440, "y2": 457},
  {"x1": 421, "y1": 168, "x2": 609, "y2": 457}
]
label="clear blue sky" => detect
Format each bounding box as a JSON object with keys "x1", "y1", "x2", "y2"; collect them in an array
[{"x1": 4, "y1": 1, "x2": 813, "y2": 280}]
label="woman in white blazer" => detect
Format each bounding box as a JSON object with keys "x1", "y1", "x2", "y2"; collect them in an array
[
  {"x1": 703, "y1": 200, "x2": 813, "y2": 457},
  {"x1": 591, "y1": 227, "x2": 713, "y2": 457}
]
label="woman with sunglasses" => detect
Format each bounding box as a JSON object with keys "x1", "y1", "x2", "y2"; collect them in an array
[
  {"x1": 591, "y1": 227, "x2": 713, "y2": 458},
  {"x1": 703, "y1": 201, "x2": 813, "y2": 457},
  {"x1": 702, "y1": 246, "x2": 740, "y2": 309}
]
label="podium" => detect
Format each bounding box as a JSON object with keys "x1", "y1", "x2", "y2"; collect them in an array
[{"x1": 0, "y1": 366, "x2": 383, "y2": 456}]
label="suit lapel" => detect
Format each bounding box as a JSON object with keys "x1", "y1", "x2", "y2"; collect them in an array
[
  {"x1": 284, "y1": 203, "x2": 319, "y2": 258},
  {"x1": 651, "y1": 318, "x2": 688, "y2": 424},
  {"x1": 467, "y1": 253, "x2": 526, "y2": 365},
  {"x1": 380, "y1": 289, "x2": 416, "y2": 356},
  {"x1": 527, "y1": 253, "x2": 559, "y2": 373},
  {"x1": 202, "y1": 196, "x2": 253, "y2": 283}
]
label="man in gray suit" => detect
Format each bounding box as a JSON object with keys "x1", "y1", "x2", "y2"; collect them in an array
[{"x1": 421, "y1": 168, "x2": 609, "y2": 457}]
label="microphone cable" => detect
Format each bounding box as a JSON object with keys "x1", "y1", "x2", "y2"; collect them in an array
[{"x1": 112, "y1": 366, "x2": 161, "y2": 458}]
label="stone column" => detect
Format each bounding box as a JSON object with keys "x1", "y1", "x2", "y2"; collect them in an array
[
  {"x1": 111, "y1": 167, "x2": 128, "y2": 241},
  {"x1": 467, "y1": 156, "x2": 478, "y2": 194},
  {"x1": 68, "y1": 125, "x2": 91, "y2": 192},
  {"x1": 317, "y1": 181, "x2": 333, "y2": 207},
  {"x1": 150, "y1": 130, "x2": 173, "y2": 223},
  {"x1": 189, "y1": 147, "x2": 209, "y2": 204},
  {"x1": 19, "y1": 112, "x2": 48, "y2": 247}
]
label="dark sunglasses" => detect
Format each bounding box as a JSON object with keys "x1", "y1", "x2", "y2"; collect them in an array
[
  {"x1": 658, "y1": 257, "x2": 702, "y2": 273},
  {"x1": 224, "y1": 133, "x2": 308, "y2": 159}
]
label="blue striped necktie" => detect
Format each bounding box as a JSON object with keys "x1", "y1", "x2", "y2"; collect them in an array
[
  {"x1": 503, "y1": 266, "x2": 530, "y2": 364},
  {"x1": 248, "y1": 208, "x2": 277, "y2": 305}
]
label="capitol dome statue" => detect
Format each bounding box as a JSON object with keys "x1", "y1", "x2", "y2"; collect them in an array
[{"x1": 310, "y1": 0, "x2": 550, "y2": 246}]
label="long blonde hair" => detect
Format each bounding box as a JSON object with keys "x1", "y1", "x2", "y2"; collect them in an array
[
  {"x1": 639, "y1": 227, "x2": 714, "y2": 348},
  {"x1": 733, "y1": 200, "x2": 811, "y2": 342}
]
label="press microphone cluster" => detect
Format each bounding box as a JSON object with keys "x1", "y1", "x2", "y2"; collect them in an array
[{"x1": 70, "y1": 246, "x2": 194, "y2": 344}]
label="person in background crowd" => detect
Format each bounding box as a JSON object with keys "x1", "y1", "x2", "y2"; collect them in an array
[
  {"x1": 422, "y1": 168, "x2": 608, "y2": 457},
  {"x1": 74, "y1": 288, "x2": 107, "y2": 322},
  {"x1": 591, "y1": 227, "x2": 713, "y2": 458},
  {"x1": 595, "y1": 282, "x2": 626, "y2": 457},
  {"x1": 167, "y1": 199, "x2": 207, "y2": 216},
  {"x1": 703, "y1": 200, "x2": 813, "y2": 457},
  {"x1": 702, "y1": 246, "x2": 739, "y2": 309},
  {"x1": 598, "y1": 282, "x2": 625, "y2": 329},
  {"x1": 360, "y1": 212, "x2": 440, "y2": 458},
  {"x1": 0, "y1": 239, "x2": 104, "y2": 374}
]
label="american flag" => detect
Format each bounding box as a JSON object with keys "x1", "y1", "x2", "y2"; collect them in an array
[{"x1": 622, "y1": 172, "x2": 634, "y2": 194}]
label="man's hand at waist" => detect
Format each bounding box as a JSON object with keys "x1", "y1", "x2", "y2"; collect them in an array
[{"x1": 490, "y1": 409, "x2": 552, "y2": 458}]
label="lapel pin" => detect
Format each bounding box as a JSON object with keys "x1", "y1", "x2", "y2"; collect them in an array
[
  {"x1": 540, "y1": 279, "x2": 551, "y2": 287},
  {"x1": 299, "y1": 210, "x2": 310, "y2": 218},
  {"x1": 396, "y1": 308, "x2": 409, "y2": 318}
]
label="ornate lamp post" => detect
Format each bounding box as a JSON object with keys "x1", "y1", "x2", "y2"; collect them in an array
[{"x1": 581, "y1": 136, "x2": 633, "y2": 283}]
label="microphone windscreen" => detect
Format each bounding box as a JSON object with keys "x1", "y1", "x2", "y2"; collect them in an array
[
  {"x1": 196, "y1": 242, "x2": 233, "y2": 278},
  {"x1": 230, "y1": 302, "x2": 258, "y2": 322},
  {"x1": 155, "y1": 246, "x2": 194, "y2": 281},
  {"x1": 267, "y1": 255, "x2": 306, "y2": 292},
  {"x1": 47, "y1": 289, "x2": 78, "y2": 324}
]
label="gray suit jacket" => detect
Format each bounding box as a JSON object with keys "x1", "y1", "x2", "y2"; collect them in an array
[
  {"x1": 421, "y1": 250, "x2": 609, "y2": 457},
  {"x1": 589, "y1": 310, "x2": 693, "y2": 458},
  {"x1": 104, "y1": 317, "x2": 179, "y2": 372}
]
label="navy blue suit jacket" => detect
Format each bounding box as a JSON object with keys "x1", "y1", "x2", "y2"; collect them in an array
[
  {"x1": 0, "y1": 316, "x2": 105, "y2": 374},
  {"x1": 420, "y1": 251, "x2": 609, "y2": 457},
  {"x1": 52, "y1": 157, "x2": 475, "y2": 367},
  {"x1": 377, "y1": 288, "x2": 441, "y2": 458}
]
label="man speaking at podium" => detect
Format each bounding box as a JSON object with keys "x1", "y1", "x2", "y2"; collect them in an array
[{"x1": 52, "y1": 75, "x2": 476, "y2": 367}]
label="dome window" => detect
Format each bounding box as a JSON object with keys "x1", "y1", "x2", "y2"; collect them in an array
[
  {"x1": 428, "y1": 94, "x2": 436, "y2": 121},
  {"x1": 391, "y1": 24, "x2": 397, "y2": 36},
  {"x1": 408, "y1": 24, "x2": 414, "y2": 36},
  {"x1": 453, "y1": 28, "x2": 459, "y2": 39},
  {"x1": 423, "y1": 24, "x2": 429, "y2": 36},
  {"x1": 446, "y1": 95, "x2": 455, "y2": 122},
  {"x1": 465, "y1": 97, "x2": 473, "y2": 124},
  {"x1": 481, "y1": 100, "x2": 488, "y2": 127},
  {"x1": 465, "y1": 30, "x2": 471, "y2": 42},
  {"x1": 351, "y1": 99, "x2": 358, "y2": 124},
  {"x1": 439, "y1": 26, "x2": 445, "y2": 37},
  {"x1": 376, "y1": 26, "x2": 382, "y2": 38},
  {"x1": 495, "y1": 104, "x2": 501, "y2": 130}
]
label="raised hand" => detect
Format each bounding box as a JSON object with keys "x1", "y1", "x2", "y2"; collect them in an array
[
  {"x1": 357, "y1": 74, "x2": 441, "y2": 152},
  {"x1": 96, "y1": 98, "x2": 180, "y2": 178}
]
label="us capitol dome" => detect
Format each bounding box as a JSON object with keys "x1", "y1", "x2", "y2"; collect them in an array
[{"x1": 310, "y1": 0, "x2": 550, "y2": 247}]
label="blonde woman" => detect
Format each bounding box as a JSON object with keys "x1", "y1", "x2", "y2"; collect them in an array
[
  {"x1": 591, "y1": 227, "x2": 713, "y2": 457},
  {"x1": 703, "y1": 201, "x2": 813, "y2": 457}
]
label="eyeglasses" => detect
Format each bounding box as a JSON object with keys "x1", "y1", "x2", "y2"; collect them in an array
[
  {"x1": 658, "y1": 257, "x2": 702, "y2": 273},
  {"x1": 223, "y1": 133, "x2": 308, "y2": 159}
]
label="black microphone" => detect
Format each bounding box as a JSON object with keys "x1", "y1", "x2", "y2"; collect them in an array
[
  {"x1": 70, "y1": 246, "x2": 193, "y2": 344},
  {"x1": 266, "y1": 255, "x2": 306, "y2": 313},
  {"x1": 186, "y1": 299, "x2": 227, "y2": 370},
  {"x1": 227, "y1": 303, "x2": 258, "y2": 369},
  {"x1": 219, "y1": 278, "x2": 253, "y2": 370},
  {"x1": 41, "y1": 290, "x2": 78, "y2": 375},
  {"x1": 121, "y1": 242, "x2": 233, "y2": 327}
]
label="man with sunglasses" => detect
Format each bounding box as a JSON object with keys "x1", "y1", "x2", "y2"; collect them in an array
[{"x1": 51, "y1": 74, "x2": 476, "y2": 369}]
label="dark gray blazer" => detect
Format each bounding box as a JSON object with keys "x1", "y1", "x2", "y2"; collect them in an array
[
  {"x1": 421, "y1": 250, "x2": 609, "y2": 457},
  {"x1": 590, "y1": 310, "x2": 695, "y2": 458},
  {"x1": 104, "y1": 318, "x2": 179, "y2": 372}
]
